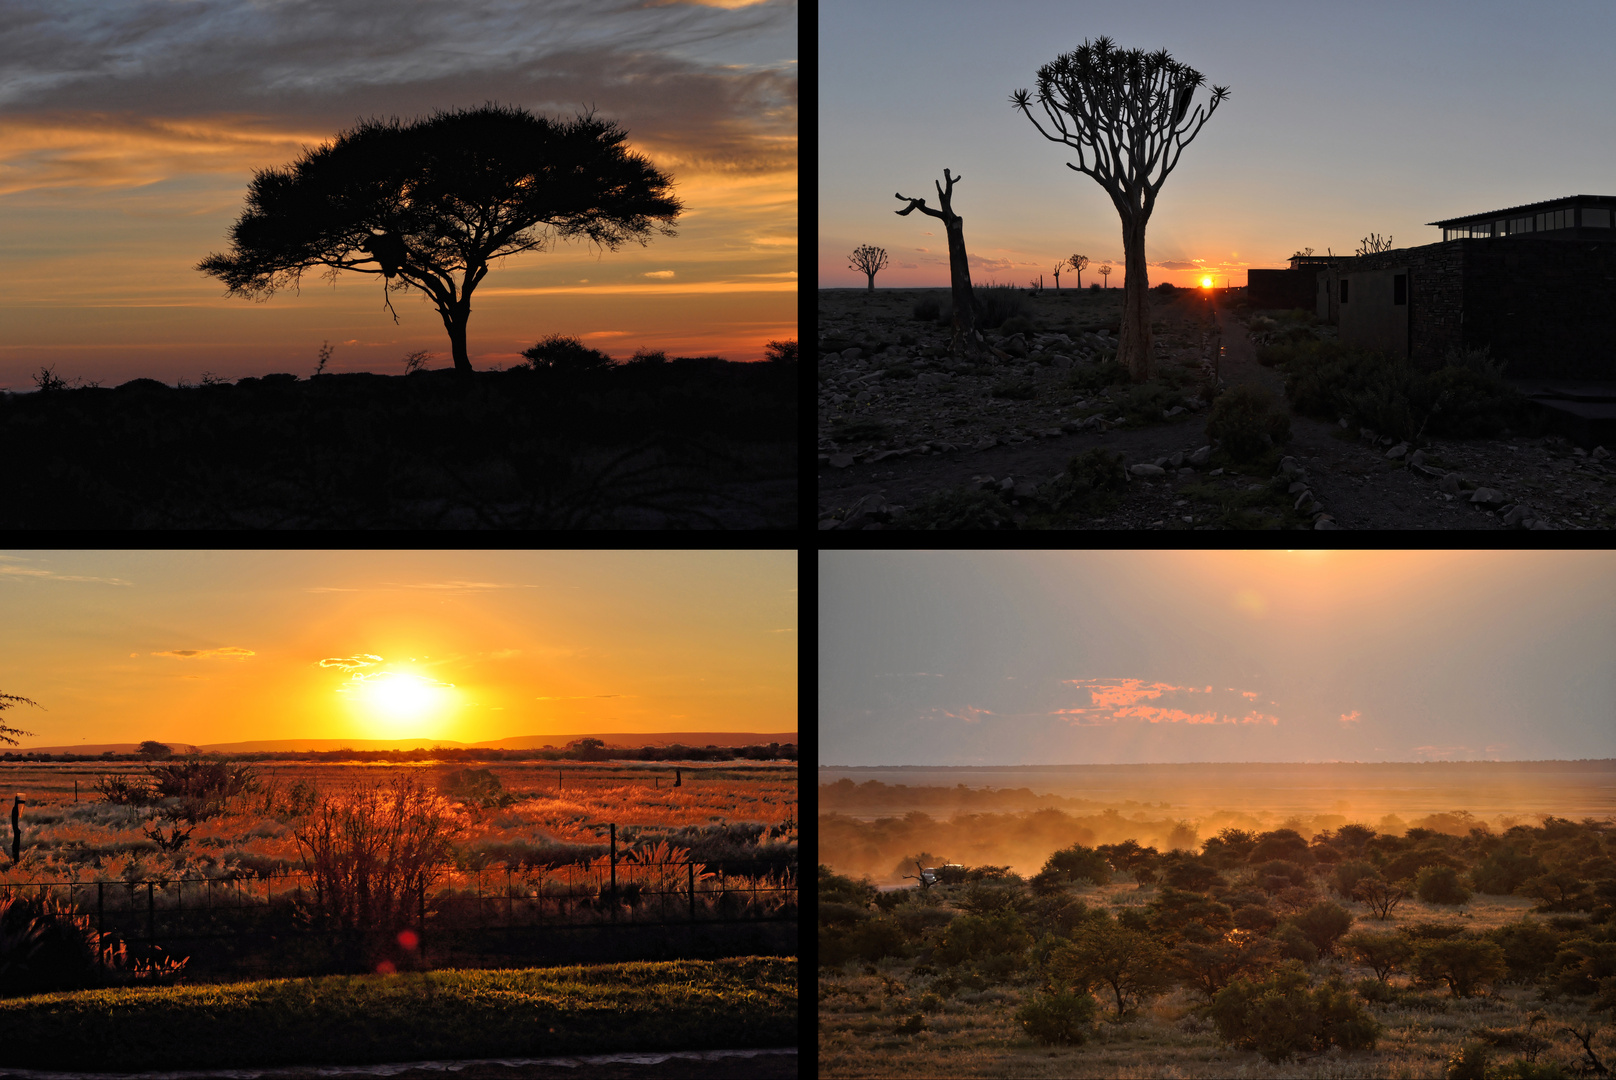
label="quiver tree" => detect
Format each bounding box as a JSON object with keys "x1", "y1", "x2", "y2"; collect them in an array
[
  {"x1": 895, "y1": 169, "x2": 991, "y2": 359},
  {"x1": 199, "y1": 105, "x2": 682, "y2": 377},
  {"x1": 1013, "y1": 37, "x2": 1230, "y2": 381},
  {"x1": 847, "y1": 244, "x2": 889, "y2": 291},
  {"x1": 1051, "y1": 260, "x2": 1063, "y2": 290},
  {"x1": 1069, "y1": 254, "x2": 1089, "y2": 289}
]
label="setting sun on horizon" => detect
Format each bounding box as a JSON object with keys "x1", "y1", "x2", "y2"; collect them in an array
[{"x1": 0, "y1": 551, "x2": 797, "y2": 750}]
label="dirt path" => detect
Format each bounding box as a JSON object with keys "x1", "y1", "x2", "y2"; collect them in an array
[{"x1": 816, "y1": 288, "x2": 1615, "y2": 530}]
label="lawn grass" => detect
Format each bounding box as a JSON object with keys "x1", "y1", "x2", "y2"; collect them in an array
[{"x1": 0, "y1": 956, "x2": 797, "y2": 1071}]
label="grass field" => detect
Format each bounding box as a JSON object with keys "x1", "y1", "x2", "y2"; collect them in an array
[
  {"x1": 0, "y1": 956, "x2": 798, "y2": 1071},
  {"x1": 0, "y1": 760, "x2": 797, "y2": 886},
  {"x1": 818, "y1": 887, "x2": 1607, "y2": 1079}
]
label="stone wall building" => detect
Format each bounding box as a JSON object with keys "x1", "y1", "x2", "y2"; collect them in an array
[{"x1": 1314, "y1": 196, "x2": 1616, "y2": 379}]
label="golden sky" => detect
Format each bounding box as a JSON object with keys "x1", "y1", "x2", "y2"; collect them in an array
[
  {"x1": 0, "y1": 550, "x2": 797, "y2": 747},
  {"x1": 0, "y1": 0, "x2": 797, "y2": 389}
]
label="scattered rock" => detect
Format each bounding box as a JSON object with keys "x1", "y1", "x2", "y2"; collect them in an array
[
  {"x1": 1470, "y1": 487, "x2": 1506, "y2": 505},
  {"x1": 1386, "y1": 443, "x2": 1408, "y2": 460},
  {"x1": 1314, "y1": 517, "x2": 1339, "y2": 530},
  {"x1": 1168, "y1": 451, "x2": 1185, "y2": 468},
  {"x1": 1163, "y1": 405, "x2": 1186, "y2": 418},
  {"x1": 827, "y1": 453, "x2": 855, "y2": 469},
  {"x1": 1001, "y1": 334, "x2": 1029, "y2": 358},
  {"x1": 1293, "y1": 489, "x2": 1313, "y2": 511},
  {"x1": 840, "y1": 347, "x2": 863, "y2": 362},
  {"x1": 1287, "y1": 481, "x2": 1308, "y2": 494},
  {"x1": 1410, "y1": 448, "x2": 1427, "y2": 466},
  {"x1": 1189, "y1": 445, "x2": 1212, "y2": 466},
  {"x1": 1438, "y1": 472, "x2": 1463, "y2": 494},
  {"x1": 972, "y1": 436, "x2": 998, "y2": 451},
  {"x1": 1130, "y1": 463, "x2": 1167, "y2": 478},
  {"x1": 1594, "y1": 446, "x2": 1611, "y2": 460}
]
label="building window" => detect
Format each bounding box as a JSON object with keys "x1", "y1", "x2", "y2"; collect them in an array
[
  {"x1": 1340, "y1": 279, "x2": 1349, "y2": 304},
  {"x1": 1586, "y1": 209, "x2": 1612, "y2": 228},
  {"x1": 1394, "y1": 274, "x2": 1407, "y2": 305},
  {"x1": 1535, "y1": 208, "x2": 1572, "y2": 231},
  {"x1": 1507, "y1": 216, "x2": 1533, "y2": 235}
]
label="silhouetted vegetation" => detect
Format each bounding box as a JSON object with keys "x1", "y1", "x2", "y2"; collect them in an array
[{"x1": 0, "y1": 359, "x2": 795, "y2": 529}]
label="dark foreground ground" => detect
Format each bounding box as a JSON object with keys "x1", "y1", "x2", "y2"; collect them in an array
[{"x1": 0, "y1": 360, "x2": 797, "y2": 529}]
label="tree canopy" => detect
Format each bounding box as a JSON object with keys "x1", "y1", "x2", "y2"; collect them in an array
[{"x1": 198, "y1": 104, "x2": 683, "y2": 375}]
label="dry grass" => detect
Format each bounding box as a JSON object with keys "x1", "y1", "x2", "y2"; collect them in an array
[{"x1": 818, "y1": 888, "x2": 1615, "y2": 1078}]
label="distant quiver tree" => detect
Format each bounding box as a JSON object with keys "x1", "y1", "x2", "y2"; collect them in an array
[
  {"x1": 1013, "y1": 37, "x2": 1230, "y2": 381},
  {"x1": 198, "y1": 104, "x2": 684, "y2": 377},
  {"x1": 847, "y1": 244, "x2": 889, "y2": 291},
  {"x1": 1069, "y1": 254, "x2": 1089, "y2": 289}
]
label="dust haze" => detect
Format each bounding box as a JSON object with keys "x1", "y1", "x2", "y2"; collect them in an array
[{"x1": 818, "y1": 760, "x2": 1616, "y2": 883}]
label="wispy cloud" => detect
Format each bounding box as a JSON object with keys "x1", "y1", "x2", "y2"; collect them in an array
[
  {"x1": 151, "y1": 646, "x2": 254, "y2": 660},
  {"x1": 0, "y1": 557, "x2": 131, "y2": 586},
  {"x1": 319, "y1": 654, "x2": 383, "y2": 671},
  {"x1": 381, "y1": 581, "x2": 539, "y2": 591},
  {"x1": 877, "y1": 672, "x2": 943, "y2": 678},
  {"x1": 1051, "y1": 678, "x2": 1279, "y2": 726},
  {"x1": 1340, "y1": 710, "x2": 1362, "y2": 725}
]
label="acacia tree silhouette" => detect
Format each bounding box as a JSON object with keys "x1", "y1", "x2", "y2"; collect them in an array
[
  {"x1": 0, "y1": 694, "x2": 39, "y2": 746},
  {"x1": 198, "y1": 104, "x2": 683, "y2": 377}
]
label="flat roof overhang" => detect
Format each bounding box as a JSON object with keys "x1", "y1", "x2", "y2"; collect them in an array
[{"x1": 1427, "y1": 195, "x2": 1616, "y2": 228}]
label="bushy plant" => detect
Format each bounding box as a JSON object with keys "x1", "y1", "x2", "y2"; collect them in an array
[
  {"x1": 1272, "y1": 922, "x2": 1318, "y2": 964},
  {"x1": 1413, "y1": 936, "x2": 1508, "y2": 997},
  {"x1": 95, "y1": 772, "x2": 156, "y2": 806},
  {"x1": 1014, "y1": 989, "x2": 1095, "y2": 1045},
  {"x1": 975, "y1": 283, "x2": 1026, "y2": 329},
  {"x1": 1209, "y1": 961, "x2": 1380, "y2": 1063},
  {"x1": 1205, "y1": 384, "x2": 1290, "y2": 463},
  {"x1": 1416, "y1": 864, "x2": 1474, "y2": 906},
  {"x1": 1111, "y1": 380, "x2": 1186, "y2": 425},
  {"x1": 1472, "y1": 846, "x2": 1542, "y2": 895},
  {"x1": 1488, "y1": 919, "x2": 1562, "y2": 981},
  {"x1": 0, "y1": 894, "x2": 186, "y2": 996},
  {"x1": 1340, "y1": 930, "x2": 1413, "y2": 982},
  {"x1": 1047, "y1": 917, "x2": 1174, "y2": 1019},
  {"x1": 998, "y1": 315, "x2": 1036, "y2": 338},
  {"x1": 893, "y1": 486, "x2": 1017, "y2": 530},
  {"x1": 439, "y1": 768, "x2": 516, "y2": 809},
  {"x1": 911, "y1": 297, "x2": 941, "y2": 322},
  {"x1": 893, "y1": 1012, "x2": 927, "y2": 1035},
  {"x1": 1332, "y1": 860, "x2": 1380, "y2": 899},
  {"x1": 1446, "y1": 1043, "x2": 1492, "y2": 1080},
  {"x1": 1038, "y1": 844, "x2": 1113, "y2": 888},
  {"x1": 934, "y1": 908, "x2": 1032, "y2": 967}
]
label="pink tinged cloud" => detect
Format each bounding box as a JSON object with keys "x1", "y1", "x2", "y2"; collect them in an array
[{"x1": 1340, "y1": 710, "x2": 1362, "y2": 725}]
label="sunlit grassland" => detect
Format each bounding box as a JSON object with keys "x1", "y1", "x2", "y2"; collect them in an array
[
  {"x1": 0, "y1": 956, "x2": 798, "y2": 1071},
  {"x1": 0, "y1": 761, "x2": 797, "y2": 885}
]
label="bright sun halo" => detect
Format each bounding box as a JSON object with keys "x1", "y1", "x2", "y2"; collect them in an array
[
  {"x1": 1201, "y1": 276, "x2": 1213, "y2": 288},
  {"x1": 360, "y1": 673, "x2": 443, "y2": 726}
]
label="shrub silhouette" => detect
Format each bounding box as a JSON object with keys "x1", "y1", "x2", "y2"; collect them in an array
[
  {"x1": 1175, "y1": 929, "x2": 1280, "y2": 1001},
  {"x1": 1417, "y1": 864, "x2": 1474, "y2": 906},
  {"x1": 1413, "y1": 936, "x2": 1508, "y2": 997},
  {"x1": 935, "y1": 908, "x2": 1032, "y2": 967},
  {"x1": 1292, "y1": 900, "x2": 1354, "y2": 958},
  {"x1": 1248, "y1": 829, "x2": 1312, "y2": 865},
  {"x1": 0, "y1": 894, "x2": 186, "y2": 996},
  {"x1": 1340, "y1": 930, "x2": 1413, "y2": 982},
  {"x1": 1046, "y1": 915, "x2": 1174, "y2": 1019},
  {"x1": 439, "y1": 767, "x2": 516, "y2": 809},
  {"x1": 1015, "y1": 989, "x2": 1096, "y2": 1045},
  {"x1": 1471, "y1": 846, "x2": 1542, "y2": 895},
  {"x1": 1332, "y1": 860, "x2": 1379, "y2": 899},
  {"x1": 521, "y1": 334, "x2": 614, "y2": 373},
  {"x1": 1035, "y1": 843, "x2": 1113, "y2": 889},
  {"x1": 1209, "y1": 961, "x2": 1380, "y2": 1063},
  {"x1": 1272, "y1": 922, "x2": 1319, "y2": 964},
  {"x1": 1488, "y1": 919, "x2": 1562, "y2": 982}
]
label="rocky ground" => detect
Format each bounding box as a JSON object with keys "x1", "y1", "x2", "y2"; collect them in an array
[{"x1": 817, "y1": 287, "x2": 1616, "y2": 530}]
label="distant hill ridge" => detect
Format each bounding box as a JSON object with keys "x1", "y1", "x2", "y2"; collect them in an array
[{"x1": 20, "y1": 732, "x2": 796, "y2": 755}]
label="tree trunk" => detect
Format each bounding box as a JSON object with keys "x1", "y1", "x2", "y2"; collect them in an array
[
  {"x1": 1118, "y1": 212, "x2": 1154, "y2": 382},
  {"x1": 865, "y1": 270, "x2": 876, "y2": 292},
  {"x1": 438, "y1": 299, "x2": 474, "y2": 375},
  {"x1": 943, "y1": 215, "x2": 985, "y2": 358}
]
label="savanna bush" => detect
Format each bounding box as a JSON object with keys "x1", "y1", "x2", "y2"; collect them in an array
[
  {"x1": 1271, "y1": 923, "x2": 1318, "y2": 964},
  {"x1": 1209, "y1": 961, "x2": 1380, "y2": 1063},
  {"x1": 1292, "y1": 901, "x2": 1354, "y2": 958},
  {"x1": 1034, "y1": 843, "x2": 1113, "y2": 890},
  {"x1": 1488, "y1": 919, "x2": 1562, "y2": 982},
  {"x1": 439, "y1": 768, "x2": 516, "y2": 809},
  {"x1": 1413, "y1": 936, "x2": 1508, "y2": 997},
  {"x1": 934, "y1": 909, "x2": 1032, "y2": 967},
  {"x1": 1472, "y1": 846, "x2": 1542, "y2": 895},
  {"x1": 1332, "y1": 860, "x2": 1380, "y2": 899},
  {"x1": 1014, "y1": 989, "x2": 1095, "y2": 1045},
  {"x1": 1340, "y1": 929, "x2": 1413, "y2": 982},
  {"x1": 1417, "y1": 864, "x2": 1474, "y2": 906},
  {"x1": 521, "y1": 334, "x2": 613, "y2": 372}
]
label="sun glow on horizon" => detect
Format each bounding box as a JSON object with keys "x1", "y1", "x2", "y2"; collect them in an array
[{"x1": 349, "y1": 670, "x2": 456, "y2": 739}]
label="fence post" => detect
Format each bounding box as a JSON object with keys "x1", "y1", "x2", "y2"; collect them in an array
[
  {"x1": 97, "y1": 881, "x2": 104, "y2": 942},
  {"x1": 609, "y1": 824, "x2": 616, "y2": 904},
  {"x1": 147, "y1": 881, "x2": 155, "y2": 943},
  {"x1": 688, "y1": 862, "x2": 695, "y2": 922},
  {"x1": 419, "y1": 881, "x2": 426, "y2": 959}
]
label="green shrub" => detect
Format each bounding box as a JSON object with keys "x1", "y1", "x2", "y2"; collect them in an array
[
  {"x1": 998, "y1": 315, "x2": 1036, "y2": 338},
  {"x1": 819, "y1": 864, "x2": 878, "y2": 908},
  {"x1": 912, "y1": 297, "x2": 941, "y2": 322},
  {"x1": 1332, "y1": 860, "x2": 1380, "y2": 899},
  {"x1": 1340, "y1": 930, "x2": 1413, "y2": 982},
  {"x1": 1416, "y1": 864, "x2": 1474, "y2": 906},
  {"x1": 1293, "y1": 901, "x2": 1355, "y2": 957},
  {"x1": 1353, "y1": 976, "x2": 1394, "y2": 1003},
  {"x1": 832, "y1": 916, "x2": 908, "y2": 965},
  {"x1": 893, "y1": 1013, "x2": 927, "y2": 1035},
  {"x1": 1550, "y1": 938, "x2": 1616, "y2": 996},
  {"x1": 1421, "y1": 365, "x2": 1529, "y2": 438},
  {"x1": 1209, "y1": 962, "x2": 1380, "y2": 1063},
  {"x1": 1272, "y1": 923, "x2": 1318, "y2": 964},
  {"x1": 1014, "y1": 989, "x2": 1095, "y2": 1045},
  {"x1": 1038, "y1": 844, "x2": 1114, "y2": 888},
  {"x1": 1472, "y1": 847, "x2": 1541, "y2": 895},
  {"x1": 918, "y1": 991, "x2": 945, "y2": 1013},
  {"x1": 934, "y1": 909, "x2": 1032, "y2": 967},
  {"x1": 1034, "y1": 448, "x2": 1128, "y2": 518},
  {"x1": 1413, "y1": 936, "x2": 1508, "y2": 997},
  {"x1": 1233, "y1": 904, "x2": 1278, "y2": 933},
  {"x1": 1206, "y1": 384, "x2": 1290, "y2": 464},
  {"x1": 1488, "y1": 919, "x2": 1562, "y2": 981},
  {"x1": 1047, "y1": 918, "x2": 1174, "y2": 1019}
]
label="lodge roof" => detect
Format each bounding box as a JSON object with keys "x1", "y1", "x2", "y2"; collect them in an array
[{"x1": 1427, "y1": 195, "x2": 1616, "y2": 227}]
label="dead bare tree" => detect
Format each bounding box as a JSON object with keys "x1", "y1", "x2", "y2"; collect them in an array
[
  {"x1": 1069, "y1": 254, "x2": 1089, "y2": 289},
  {"x1": 1357, "y1": 233, "x2": 1394, "y2": 255},
  {"x1": 1564, "y1": 1023, "x2": 1609, "y2": 1077},
  {"x1": 1013, "y1": 37, "x2": 1230, "y2": 381},
  {"x1": 895, "y1": 169, "x2": 991, "y2": 359},
  {"x1": 847, "y1": 244, "x2": 889, "y2": 292},
  {"x1": 1051, "y1": 261, "x2": 1064, "y2": 291},
  {"x1": 901, "y1": 859, "x2": 936, "y2": 891}
]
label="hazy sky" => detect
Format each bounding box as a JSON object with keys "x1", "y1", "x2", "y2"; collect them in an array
[
  {"x1": 0, "y1": 550, "x2": 797, "y2": 748},
  {"x1": 819, "y1": 0, "x2": 1616, "y2": 290},
  {"x1": 0, "y1": 0, "x2": 798, "y2": 389},
  {"x1": 820, "y1": 551, "x2": 1616, "y2": 766}
]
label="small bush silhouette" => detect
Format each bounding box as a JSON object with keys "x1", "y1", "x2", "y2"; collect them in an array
[
  {"x1": 1206, "y1": 384, "x2": 1290, "y2": 463},
  {"x1": 522, "y1": 334, "x2": 613, "y2": 372},
  {"x1": 1292, "y1": 900, "x2": 1354, "y2": 958},
  {"x1": 998, "y1": 315, "x2": 1036, "y2": 338},
  {"x1": 1015, "y1": 989, "x2": 1095, "y2": 1045},
  {"x1": 1209, "y1": 961, "x2": 1380, "y2": 1063},
  {"x1": 1413, "y1": 936, "x2": 1508, "y2": 997},
  {"x1": 912, "y1": 297, "x2": 941, "y2": 322}
]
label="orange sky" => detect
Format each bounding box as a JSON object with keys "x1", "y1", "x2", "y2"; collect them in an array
[
  {"x1": 0, "y1": 1, "x2": 797, "y2": 388},
  {"x1": 0, "y1": 551, "x2": 797, "y2": 748}
]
